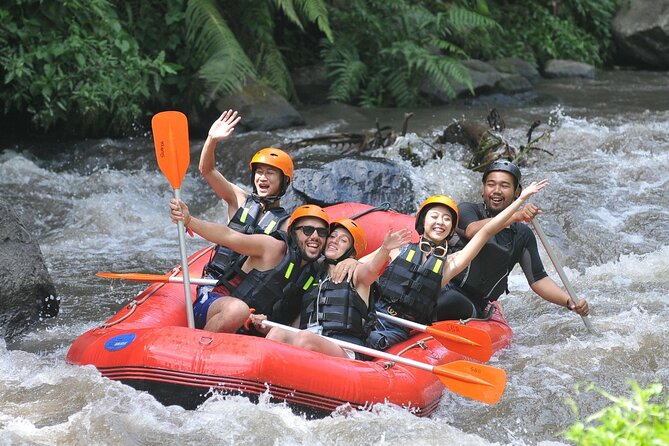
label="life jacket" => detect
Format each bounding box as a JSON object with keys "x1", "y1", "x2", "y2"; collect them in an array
[
  {"x1": 229, "y1": 232, "x2": 319, "y2": 325},
  {"x1": 203, "y1": 195, "x2": 289, "y2": 280},
  {"x1": 299, "y1": 277, "x2": 376, "y2": 339},
  {"x1": 377, "y1": 243, "x2": 445, "y2": 324}
]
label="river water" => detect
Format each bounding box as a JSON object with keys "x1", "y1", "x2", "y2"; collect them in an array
[{"x1": 1, "y1": 70, "x2": 668, "y2": 445}]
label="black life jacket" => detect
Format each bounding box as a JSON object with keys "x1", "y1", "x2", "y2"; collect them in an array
[
  {"x1": 203, "y1": 195, "x2": 289, "y2": 280},
  {"x1": 229, "y1": 233, "x2": 319, "y2": 324},
  {"x1": 377, "y1": 243, "x2": 445, "y2": 324},
  {"x1": 299, "y1": 277, "x2": 375, "y2": 339}
]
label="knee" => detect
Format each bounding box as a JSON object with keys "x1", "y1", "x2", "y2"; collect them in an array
[
  {"x1": 294, "y1": 331, "x2": 318, "y2": 351},
  {"x1": 266, "y1": 328, "x2": 289, "y2": 343},
  {"x1": 366, "y1": 331, "x2": 388, "y2": 350}
]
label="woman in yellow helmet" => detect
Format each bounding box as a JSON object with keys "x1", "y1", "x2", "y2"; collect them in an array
[{"x1": 367, "y1": 180, "x2": 549, "y2": 351}]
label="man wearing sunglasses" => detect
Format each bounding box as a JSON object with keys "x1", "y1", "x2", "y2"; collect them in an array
[
  {"x1": 169, "y1": 200, "x2": 330, "y2": 334},
  {"x1": 434, "y1": 160, "x2": 589, "y2": 321}
]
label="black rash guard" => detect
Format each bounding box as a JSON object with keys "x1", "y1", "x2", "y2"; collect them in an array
[{"x1": 435, "y1": 202, "x2": 548, "y2": 320}]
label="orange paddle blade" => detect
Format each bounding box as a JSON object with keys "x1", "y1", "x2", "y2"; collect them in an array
[
  {"x1": 427, "y1": 321, "x2": 493, "y2": 362},
  {"x1": 151, "y1": 111, "x2": 190, "y2": 189},
  {"x1": 434, "y1": 360, "x2": 506, "y2": 404},
  {"x1": 96, "y1": 272, "x2": 171, "y2": 283}
]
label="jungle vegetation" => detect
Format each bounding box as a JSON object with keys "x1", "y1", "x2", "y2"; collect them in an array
[{"x1": 0, "y1": 0, "x2": 619, "y2": 137}]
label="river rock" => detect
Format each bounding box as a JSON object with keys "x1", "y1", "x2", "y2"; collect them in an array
[
  {"x1": 282, "y1": 157, "x2": 417, "y2": 214},
  {"x1": 0, "y1": 198, "x2": 59, "y2": 340},
  {"x1": 543, "y1": 59, "x2": 596, "y2": 78},
  {"x1": 490, "y1": 57, "x2": 541, "y2": 82},
  {"x1": 613, "y1": 0, "x2": 669, "y2": 69},
  {"x1": 214, "y1": 80, "x2": 306, "y2": 132}
]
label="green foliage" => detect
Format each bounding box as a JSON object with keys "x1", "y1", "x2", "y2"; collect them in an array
[
  {"x1": 488, "y1": 0, "x2": 619, "y2": 67},
  {"x1": 114, "y1": 0, "x2": 190, "y2": 103},
  {"x1": 185, "y1": 0, "x2": 333, "y2": 102},
  {"x1": 564, "y1": 382, "x2": 669, "y2": 445},
  {"x1": 322, "y1": 0, "x2": 496, "y2": 107},
  {"x1": 0, "y1": 0, "x2": 177, "y2": 136}
]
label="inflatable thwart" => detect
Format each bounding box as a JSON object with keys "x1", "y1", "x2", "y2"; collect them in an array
[{"x1": 66, "y1": 203, "x2": 513, "y2": 416}]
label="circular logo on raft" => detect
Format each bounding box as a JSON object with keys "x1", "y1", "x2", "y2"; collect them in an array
[{"x1": 104, "y1": 333, "x2": 136, "y2": 351}]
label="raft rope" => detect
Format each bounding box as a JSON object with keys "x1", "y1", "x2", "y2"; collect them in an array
[
  {"x1": 459, "y1": 302, "x2": 495, "y2": 324},
  {"x1": 380, "y1": 336, "x2": 433, "y2": 369},
  {"x1": 349, "y1": 202, "x2": 392, "y2": 220},
  {"x1": 98, "y1": 246, "x2": 214, "y2": 329}
]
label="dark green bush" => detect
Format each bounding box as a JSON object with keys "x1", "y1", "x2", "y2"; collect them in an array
[{"x1": 0, "y1": 0, "x2": 177, "y2": 136}]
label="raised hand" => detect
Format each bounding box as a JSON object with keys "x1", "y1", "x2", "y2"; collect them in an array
[
  {"x1": 520, "y1": 179, "x2": 548, "y2": 200},
  {"x1": 208, "y1": 109, "x2": 241, "y2": 142},
  {"x1": 382, "y1": 228, "x2": 412, "y2": 251}
]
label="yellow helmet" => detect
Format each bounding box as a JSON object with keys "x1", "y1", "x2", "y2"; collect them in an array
[
  {"x1": 415, "y1": 195, "x2": 459, "y2": 238},
  {"x1": 330, "y1": 218, "x2": 367, "y2": 260}
]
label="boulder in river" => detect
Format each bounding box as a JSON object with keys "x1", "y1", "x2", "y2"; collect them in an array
[{"x1": 0, "y1": 198, "x2": 59, "y2": 340}]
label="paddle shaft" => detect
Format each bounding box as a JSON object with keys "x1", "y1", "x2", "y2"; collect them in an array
[
  {"x1": 174, "y1": 188, "x2": 195, "y2": 328},
  {"x1": 531, "y1": 219, "x2": 596, "y2": 334},
  {"x1": 376, "y1": 311, "x2": 426, "y2": 331},
  {"x1": 261, "y1": 320, "x2": 436, "y2": 373}
]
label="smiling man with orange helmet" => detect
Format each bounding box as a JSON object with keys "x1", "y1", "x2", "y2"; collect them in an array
[{"x1": 169, "y1": 201, "x2": 330, "y2": 334}]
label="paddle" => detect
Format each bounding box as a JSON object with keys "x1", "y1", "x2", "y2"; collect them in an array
[
  {"x1": 531, "y1": 219, "x2": 596, "y2": 334},
  {"x1": 260, "y1": 320, "x2": 506, "y2": 405},
  {"x1": 151, "y1": 111, "x2": 195, "y2": 328},
  {"x1": 96, "y1": 272, "x2": 217, "y2": 286},
  {"x1": 375, "y1": 312, "x2": 493, "y2": 362}
]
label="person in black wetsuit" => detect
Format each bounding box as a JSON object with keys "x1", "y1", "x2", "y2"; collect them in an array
[{"x1": 434, "y1": 160, "x2": 590, "y2": 321}]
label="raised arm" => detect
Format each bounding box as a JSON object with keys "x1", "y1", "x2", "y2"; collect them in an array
[
  {"x1": 169, "y1": 198, "x2": 283, "y2": 258},
  {"x1": 198, "y1": 110, "x2": 246, "y2": 218},
  {"x1": 354, "y1": 228, "x2": 412, "y2": 287},
  {"x1": 463, "y1": 203, "x2": 543, "y2": 239},
  {"x1": 442, "y1": 180, "x2": 549, "y2": 286}
]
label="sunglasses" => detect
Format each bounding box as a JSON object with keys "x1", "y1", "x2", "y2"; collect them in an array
[
  {"x1": 419, "y1": 240, "x2": 447, "y2": 258},
  {"x1": 294, "y1": 225, "x2": 329, "y2": 238}
]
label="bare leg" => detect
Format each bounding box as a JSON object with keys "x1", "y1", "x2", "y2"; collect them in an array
[
  {"x1": 265, "y1": 327, "x2": 297, "y2": 344},
  {"x1": 203, "y1": 296, "x2": 251, "y2": 333},
  {"x1": 293, "y1": 331, "x2": 349, "y2": 358}
]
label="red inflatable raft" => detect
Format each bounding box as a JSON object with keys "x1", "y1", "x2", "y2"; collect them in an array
[{"x1": 66, "y1": 203, "x2": 513, "y2": 416}]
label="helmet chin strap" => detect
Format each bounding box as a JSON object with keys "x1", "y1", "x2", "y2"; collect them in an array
[{"x1": 251, "y1": 192, "x2": 283, "y2": 207}]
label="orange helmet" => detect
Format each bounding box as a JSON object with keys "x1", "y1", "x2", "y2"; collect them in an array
[
  {"x1": 250, "y1": 148, "x2": 293, "y2": 196},
  {"x1": 288, "y1": 204, "x2": 330, "y2": 231},
  {"x1": 330, "y1": 218, "x2": 367, "y2": 259},
  {"x1": 415, "y1": 195, "x2": 459, "y2": 238}
]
